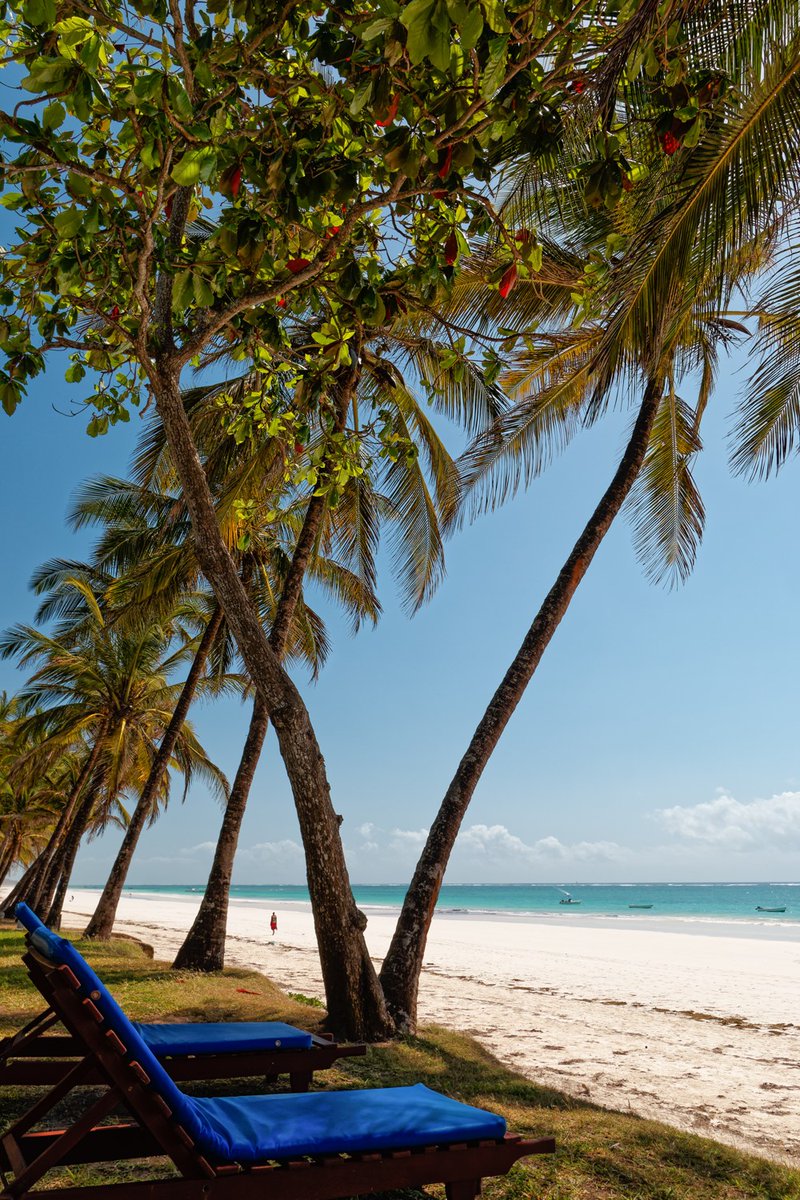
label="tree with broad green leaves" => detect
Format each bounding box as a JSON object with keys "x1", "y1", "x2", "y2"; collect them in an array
[{"x1": 2, "y1": 0, "x2": 788, "y2": 1036}]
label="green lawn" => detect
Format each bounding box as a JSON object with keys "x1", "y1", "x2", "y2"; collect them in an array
[{"x1": 1, "y1": 928, "x2": 798, "y2": 1200}]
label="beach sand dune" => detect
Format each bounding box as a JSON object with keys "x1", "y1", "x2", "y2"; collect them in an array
[{"x1": 59, "y1": 892, "x2": 800, "y2": 1167}]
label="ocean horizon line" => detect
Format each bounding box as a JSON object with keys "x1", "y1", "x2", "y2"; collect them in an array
[
  {"x1": 76, "y1": 883, "x2": 800, "y2": 892},
  {"x1": 64, "y1": 881, "x2": 800, "y2": 927}
]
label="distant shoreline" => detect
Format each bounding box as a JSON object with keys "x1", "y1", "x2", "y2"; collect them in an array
[{"x1": 67, "y1": 880, "x2": 800, "y2": 932}]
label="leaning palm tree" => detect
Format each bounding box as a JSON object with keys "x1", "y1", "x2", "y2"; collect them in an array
[
  {"x1": 0, "y1": 592, "x2": 228, "y2": 924},
  {"x1": 65, "y1": 466, "x2": 381, "y2": 961},
  {"x1": 129, "y1": 303, "x2": 509, "y2": 971},
  {"x1": 0, "y1": 696, "x2": 73, "y2": 891},
  {"x1": 379, "y1": 10, "x2": 800, "y2": 1029}
]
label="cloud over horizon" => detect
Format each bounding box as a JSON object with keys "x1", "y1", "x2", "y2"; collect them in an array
[{"x1": 656, "y1": 789, "x2": 800, "y2": 850}]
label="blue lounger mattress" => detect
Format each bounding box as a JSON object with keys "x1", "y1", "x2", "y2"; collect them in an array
[
  {"x1": 15, "y1": 903, "x2": 313, "y2": 1054},
  {"x1": 193, "y1": 1083, "x2": 505, "y2": 1162},
  {"x1": 135, "y1": 1021, "x2": 313, "y2": 1054}
]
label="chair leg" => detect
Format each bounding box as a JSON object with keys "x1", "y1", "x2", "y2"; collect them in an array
[
  {"x1": 445, "y1": 1179, "x2": 481, "y2": 1200},
  {"x1": 289, "y1": 1070, "x2": 312, "y2": 1092}
]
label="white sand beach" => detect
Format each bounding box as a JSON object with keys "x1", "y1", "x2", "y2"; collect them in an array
[{"x1": 58, "y1": 891, "x2": 800, "y2": 1167}]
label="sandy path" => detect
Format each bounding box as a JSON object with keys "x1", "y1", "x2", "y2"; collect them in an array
[{"x1": 58, "y1": 892, "x2": 800, "y2": 1167}]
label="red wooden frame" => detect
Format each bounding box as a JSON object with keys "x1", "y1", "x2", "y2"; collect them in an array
[{"x1": 1, "y1": 953, "x2": 364, "y2": 1091}]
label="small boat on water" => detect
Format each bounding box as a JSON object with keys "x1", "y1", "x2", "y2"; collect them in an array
[
  {"x1": 628, "y1": 904, "x2": 653, "y2": 909},
  {"x1": 557, "y1": 889, "x2": 581, "y2": 905},
  {"x1": 756, "y1": 906, "x2": 786, "y2": 913}
]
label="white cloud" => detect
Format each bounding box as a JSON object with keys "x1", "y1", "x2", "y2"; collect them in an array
[
  {"x1": 656, "y1": 790, "x2": 800, "y2": 849},
  {"x1": 390, "y1": 827, "x2": 430, "y2": 849},
  {"x1": 459, "y1": 824, "x2": 624, "y2": 864},
  {"x1": 358, "y1": 823, "x2": 375, "y2": 839},
  {"x1": 239, "y1": 838, "x2": 304, "y2": 862}
]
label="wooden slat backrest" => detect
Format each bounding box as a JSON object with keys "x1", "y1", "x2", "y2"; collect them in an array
[{"x1": 22, "y1": 949, "x2": 211, "y2": 1180}]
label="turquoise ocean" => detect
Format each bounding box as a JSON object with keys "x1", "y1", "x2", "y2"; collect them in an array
[{"x1": 119, "y1": 882, "x2": 799, "y2": 924}]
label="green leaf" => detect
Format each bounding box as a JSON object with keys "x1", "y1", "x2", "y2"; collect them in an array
[
  {"x1": 480, "y1": 35, "x2": 508, "y2": 99},
  {"x1": 479, "y1": 0, "x2": 509, "y2": 33},
  {"x1": 42, "y1": 100, "x2": 66, "y2": 131},
  {"x1": 172, "y1": 270, "x2": 195, "y2": 310},
  {"x1": 401, "y1": 0, "x2": 447, "y2": 67},
  {"x1": 54, "y1": 207, "x2": 83, "y2": 238},
  {"x1": 21, "y1": 57, "x2": 72, "y2": 93},
  {"x1": 23, "y1": 0, "x2": 56, "y2": 27},
  {"x1": 459, "y1": 4, "x2": 483, "y2": 49},
  {"x1": 349, "y1": 75, "x2": 375, "y2": 115},
  {"x1": 171, "y1": 147, "x2": 218, "y2": 186},
  {"x1": 192, "y1": 273, "x2": 215, "y2": 307}
]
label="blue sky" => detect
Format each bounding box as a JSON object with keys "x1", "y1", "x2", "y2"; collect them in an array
[{"x1": 2, "y1": 340, "x2": 799, "y2": 888}]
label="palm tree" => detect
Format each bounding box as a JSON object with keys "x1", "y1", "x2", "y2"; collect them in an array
[
  {"x1": 0, "y1": 591, "x2": 228, "y2": 924},
  {"x1": 82, "y1": 308, "x2": 501, "y2": 973},
  {"x1": 378, "y1": 9, "x2": 800, "y2": 1029},
  {"x1": 0, "y1": 694, "x2": 72, "y2": 891}
]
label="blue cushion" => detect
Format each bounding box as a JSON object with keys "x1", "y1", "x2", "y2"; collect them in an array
[
  {"x1": 15, "y1": 905, "x2": 313, "y2": 1054},
  {"x1": 193, "y1": 1083, "x2": 506, "y2": 1162},
  {"x1": 15, "y1": 902, "x2": 47, "y2": 935},
  {"x1": 137, "y1": 1021, "x2": 313, "y2": 1054}
]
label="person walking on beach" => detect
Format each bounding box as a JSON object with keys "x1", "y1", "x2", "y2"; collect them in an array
[{"x1": 270, "y1": 911, "x2": 278, "y2": 937}]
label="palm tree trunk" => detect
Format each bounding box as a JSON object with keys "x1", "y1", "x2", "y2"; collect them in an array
[
  {"x1": 0, "y1": 834, "x2": 19, "y2": 892},
  {"x1": 3, "y1": 739, "x2": 103, "y2": 916},
  {"x1": 84, "y1": 607, "x2": 224, "y2": 940},
  {"x1": 170, "y1": 382, "x2": 350, "y2": 975},
  {"x1": 379, "y1": 378, "x2": 664, "y2": 1031},
  {"x1": 44, "y1": 787, "x2": 98, "y2": 929},
  {"x1": 153, "y1": 364, "x2": 392, "y2": 1040},
  {"x1": 172, "y1": 695, "x2": 269, "y2": 970}
]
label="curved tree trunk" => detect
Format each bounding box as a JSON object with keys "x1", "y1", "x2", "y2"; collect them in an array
[
  {"x1": 173, "y1": 695, "x2": 269, "y2": 970},
  {"x1": 0, "y1": 834, "x2": 20, "y2": 892},
  {"x1": 45, "y1": 786, "x2": 98, "y2": 929},
  {"x1": 84, "y1": 606, "x2": 224, "y2": 940},
  {"x1": 154, "y1": 363, "x2": 392, "y2": 1040},
  {"x1": 379, "y1": 379, "x2": 664, "y2": 1031},
  {"x1": 3, "y1": 739, "x2": 103, "y2": 916},
  {"x1": 171, "y1": 411, "x2": 337, "y2": 973}
]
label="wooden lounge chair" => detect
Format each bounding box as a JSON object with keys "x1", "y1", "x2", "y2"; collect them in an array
[
  {"x1": 2, "y1": 904, "x2": 364, "y2": 1091},
  {"x1": 0, "y1": 917, "x2": 555, "y2": 1200}
]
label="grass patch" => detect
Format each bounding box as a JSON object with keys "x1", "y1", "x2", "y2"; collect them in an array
[{"x1": 1, "y1": 928, "x2": 799, "y2": 1200}]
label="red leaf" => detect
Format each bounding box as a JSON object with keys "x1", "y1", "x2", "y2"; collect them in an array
[
  {"x1": 498, "y1": 264, "x2": 518, "y2": 298},
  {"x1": 444, "y1": 231, "x2": 458, "y2": 265},
  {"x1": 376, "y1": 94, "x2": 399, "y2": 127},
  {"x1": 437, "y1": 147, "x2": 452, "y2": 180},
  {"x1": 432, "y1": 188, "x2": 448, "y2": 200},
  {"x1": 287, "y1": 258, "x2": 311, "y2": 274},
  {"x1": 231, "y1": 166, "x2": 242, "y2": 198},
  {"x1": 622, "y1": 175, "x2": 633, "y2": 192},
  {"x1": 514, "y1": 228, "x2": 530, "y2": 243},
  {"x1": 110, "y1": 305, "x2": 120, "y2": 320},
  {"x1": 660, "y1": 131, "x2": 681, "y2": 156},
  {"x1": 276, "y1": 297, "x2": 287, "y2": 308},
  {"x1": 165, "y1": 196, "x2": 173, "y2": 219}
]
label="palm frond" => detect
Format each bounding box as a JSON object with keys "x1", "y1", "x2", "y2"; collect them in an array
[{"x1": 626, "y1": 388, "x2": 705, "y2": 586}]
